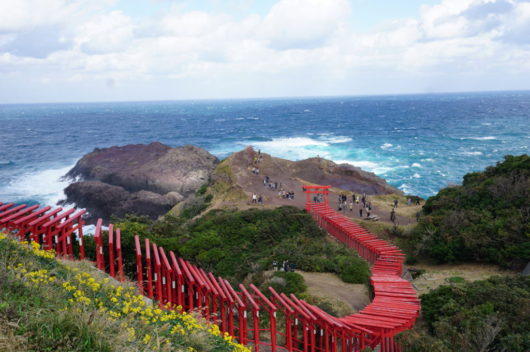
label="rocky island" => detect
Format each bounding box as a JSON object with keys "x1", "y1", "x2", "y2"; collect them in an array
[{"x1": 62, "y1": 142, "x2": 219, "y2": 221}]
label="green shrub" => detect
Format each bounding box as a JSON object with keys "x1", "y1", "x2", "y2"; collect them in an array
[
  {"x1": 400, "y1": 276, "x2": 530, "y2": 352},
  {"x1": 270, "y1": 271, "x2": 307, "y2": 295},
  {"x1": 409, "y1": 155, "x2": 530, "y2": 268},
  {"x1": 88, "y1": 206, "x2": 370, "y2": 286}
]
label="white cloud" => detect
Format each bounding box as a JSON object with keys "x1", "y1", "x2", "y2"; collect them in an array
[
  {"x1": 1, "y1": 0, "x2": 530, "y2": 102},
  {"x1": 76, "y1": 11, "x2": 134, "y2": 54},
  {"x1": 260, "y1": 0, "x2": 350, "y2": 49}
]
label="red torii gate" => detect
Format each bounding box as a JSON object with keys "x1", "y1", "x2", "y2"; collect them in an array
[{"x1": 302, "y1": 185, "x2": 330, "y2": 212}]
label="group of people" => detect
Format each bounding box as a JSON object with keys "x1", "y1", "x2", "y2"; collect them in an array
[
  {"x1": 336, "y1": 192, "x2": 374, "y2": 218},
  {"x1": 279, "y1": 190, "x2": 295, "y2": 200},
  {"x1": 312, "y1": 194, "x2": 324, "y2": 203},
  {"x1": 251, "y1": 193, "x2": 264, "y2": 204},
  {"x1": 253, "y1": 149, "x2": 263, "y2": 165},
  {"x1": 263, "y1": 175, "x2": 280, "y2": 190},
  {"x1": 272, "y1": 260, "x2": 296, "y2": 272}
]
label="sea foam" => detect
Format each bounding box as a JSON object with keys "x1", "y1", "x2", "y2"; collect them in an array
[{"x1": 0, "y1": 164, "x2": 74, "y2": 206}]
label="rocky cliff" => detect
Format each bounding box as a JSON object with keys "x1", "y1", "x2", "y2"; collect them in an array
[{"x1": 62, "y1": 142, "x2": 218, "y2": 222}]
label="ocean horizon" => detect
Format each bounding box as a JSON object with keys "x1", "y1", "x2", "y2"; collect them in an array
[{"x1": 1, "y1": 91, "x2": 529, "y2": 206}]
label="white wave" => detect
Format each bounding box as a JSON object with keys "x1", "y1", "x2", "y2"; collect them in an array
[
  {"x1": 325, "y1": 136, "x2": 352, "y2": 144},
  {"x1": 413, "y1": 173, "x2": 421, "y2": 178},
  {"x1": 399, "y1": 183, "x2": 413, "y2": 194},
  {"x1": 462, "y1": 136, "x2": 497, "y2": 140},
  {"x1": 234, "y1": 117, "x2": 245, "y2": 120},
  {"x1": 247, "y1": 137, "x2": 330, "y2": 149},
  {"x1": 334, "y1": 159, "x2": 394, "y2": 174},
  {"x1": 380, "y1": 143, "x2": 393, "y2": 150},
  {"x1": 82, "y1": 224, "x2": 109, "y2": 236},
  {"x1": 239, "y1": 137, "x2": 332, "y2": 161},
  {"x1": 0, "y1": 164, "x2": 74, "y2": 205},
  {"x1": 411, "y1": 163, "x2": 422, "y2": 168},
  {"x1": 421, "y1": 158, "x2": 435, "y2": 162},
  {"x1": 460, "y1": 151, "x2": 483, "y2": 156},
  {"x1": 481, "y1": 122, "x2": 492, "y2": 126}
]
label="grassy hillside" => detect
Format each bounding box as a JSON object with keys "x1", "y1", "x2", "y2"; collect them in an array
[
  {"x1": 0, "y1": 233, "x2": 248, "y2": 352},
  {"x1": 406, "y1": 155, "x2": 530, "y2": 268}
]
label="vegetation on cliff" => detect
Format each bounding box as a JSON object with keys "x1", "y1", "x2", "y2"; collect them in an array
[
  {"x1": 0, "y1": 233, "x2": 248, "y2": 352},
  {"x1": 398, "y1": 275, "x2": 530, "y2": 352},
  {"x1": 85, "y1": 206, "x2": 370, "y2": 290},
  {"x1": 405, "y1": 155, "x2": 530, "y2": 268}
]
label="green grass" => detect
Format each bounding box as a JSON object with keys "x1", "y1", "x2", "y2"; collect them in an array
[{"x1": 0, "y1": 234, "x2": 248, "y2": 352}]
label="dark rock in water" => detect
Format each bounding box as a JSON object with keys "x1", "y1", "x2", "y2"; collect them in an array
[
  {"x1": 63, "y1": 181, "x2": 130, "y2": 221},
  {"x1": 63, "y1": 142, "x2": 219, "y2": 222}
]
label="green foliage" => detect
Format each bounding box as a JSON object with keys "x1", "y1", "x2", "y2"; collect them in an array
[
  {"x1": 269, "y1": 271, "x2": 307, "y2": 296},
  {"x1": 180, "y1": 194, "x2": 212, "y2": 219},
  {"x1": 196, "y1": 184, "x2": 208, "y2": 195},
  {"x1": 446, "y1": 276, "x2": 465, "y2": 284},
  {"x1": 409, "y1": 155, "x2": 530, "y2": 268},
  {"x1": 87, "y1": 206, "x2": 370, "y2": 286},
  {"x1": 399, "y1": 275, "x2": 530, "y2": 352}
]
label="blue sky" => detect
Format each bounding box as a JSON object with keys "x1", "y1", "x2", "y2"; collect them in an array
[{"x1": 1, "y1": 0, "x2": 530, "y2": 103}]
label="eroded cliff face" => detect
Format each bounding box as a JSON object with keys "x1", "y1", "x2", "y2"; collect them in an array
[{"x1": 62, "y1": 142, "x2": 218, "y2": 222}]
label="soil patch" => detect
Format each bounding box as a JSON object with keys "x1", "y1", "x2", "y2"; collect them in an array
[{"x1": 297, "y1": 271, "x2": 370, "y2": 314}]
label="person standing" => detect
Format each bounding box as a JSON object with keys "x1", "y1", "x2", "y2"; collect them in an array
[
  {"x1": 359, "y1": 208, "x2": 363, "y2": 217},
  {"x1": 349, "y1": 201, "x2": 353, "y2": 212}
]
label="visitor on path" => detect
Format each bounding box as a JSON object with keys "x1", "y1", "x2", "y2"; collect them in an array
[
  {"x1": 349, "y1": 201, "x2": 353, "y2": 212},
  {"x1": 390, "y1": 209, "x2": 396, "y2": 223},
  {"x1": 252, "y1": 193, "x2": 257, "y2": 203},
  {"x1": 356, "y1": 195, "x2": 360, "y2": 204},
  {"x1": 359, "y1": 208, "x2": 363, "y2": 217},
  {"x1": 394, "y1": 199, "x2": 399, "y2": 208},
  {"x1": 367, "y1": 210, "x2": 371, "y2": 218},
  {"x1": 258, "y1": 195, "x2": 263, "y2": 204},
  {"x1": 283, "y1": 260, "x2": 290, "y2": 272},
  {"x1": 272, "y1": 260, "x2": 278, "y2": 271}
]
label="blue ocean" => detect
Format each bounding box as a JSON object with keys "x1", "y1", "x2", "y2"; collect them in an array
[{"x1": 1, "y1": 92, "x2": 529, "y2": 205}]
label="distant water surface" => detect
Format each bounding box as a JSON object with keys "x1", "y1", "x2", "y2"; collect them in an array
[{"x1": 0, "y1": 92, "x2": 529, "y2": 205}]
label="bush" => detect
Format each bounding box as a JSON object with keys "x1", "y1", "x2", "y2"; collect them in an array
[
  {"x1": 409, "y1": 155, "x2": 530, "y2": 268},
  {"x1": 88, "y1": 206, "x2": 370, "y2": 286},
  {"x1": 270, "y1": 271, "x2": 307, "y2": 296},
  {"x1": 399, "y1": 275, "x2": 530, "y2": 352}
]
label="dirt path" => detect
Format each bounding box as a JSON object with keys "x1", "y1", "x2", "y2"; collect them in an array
[
  {"x1": 297, "y1": 271, "x2": 370, "y2": 314},
  {"x1": 409, "y1": 263, "x2": 516, "y2": 295}
]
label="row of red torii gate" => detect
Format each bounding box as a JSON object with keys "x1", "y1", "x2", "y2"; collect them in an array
[{"x1": 0, "y1": 185, "x2": 419, "y2": 352}]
